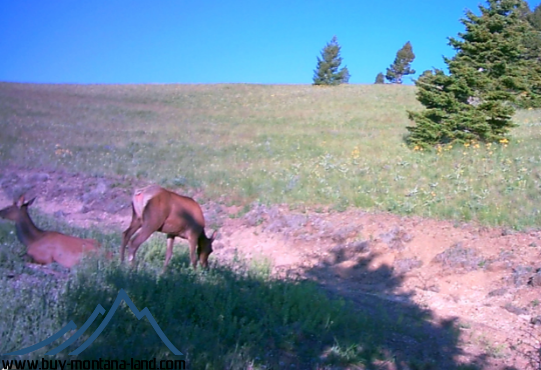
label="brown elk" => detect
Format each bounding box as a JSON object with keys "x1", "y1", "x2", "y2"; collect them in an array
[
  {"x1": 0, "y1": 195, "x2": 102, "y2": 268},
  {"x1": 120, "y1": 185, "x2": 216, "y2": 270}
]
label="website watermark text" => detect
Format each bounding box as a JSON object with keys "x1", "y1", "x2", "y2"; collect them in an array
[{"x1": 2, "y1": 358, "x2": 186, "y2": 370}]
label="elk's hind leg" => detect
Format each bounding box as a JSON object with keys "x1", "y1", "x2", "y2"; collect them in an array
[
  {"x1": 120, "y1": 207, "x2": 143, "y2": 263},
  {"x1": 127, "y1": 223, "x2": 161, "y2": 266},
  {"x1": 127, "y1": 204, "x2": 166, "y2": 266}
]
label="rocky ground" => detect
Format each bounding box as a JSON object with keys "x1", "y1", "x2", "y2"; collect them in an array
[{"x1": 1, "y1": 165, "x2": 541, "y2": 369}]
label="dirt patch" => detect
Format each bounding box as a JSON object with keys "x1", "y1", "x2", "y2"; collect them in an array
[{"x1": 1, "y1": 165, "x2": 541, "y2": 369}]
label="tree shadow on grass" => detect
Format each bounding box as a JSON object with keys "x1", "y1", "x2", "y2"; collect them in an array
[
  {"x1": 56, "y1": 255, "x2": 385, "y2": 369},
  {"x1": 1, "y1": 249, "x2": 522, "y2": 370},
  {"x1": 302, "y1": 244, "x2": 522, "y2": 370}
]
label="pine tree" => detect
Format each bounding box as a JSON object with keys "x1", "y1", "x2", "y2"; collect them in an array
[
  {"x1": 407, "y1": 0, "x2": 537, "y2": 149},
  {"x1": 374, "y1": 72, "x2": 385, "y2": 84},
  {"x1": 385, "y1": 41, "x2": 416, "y2": 84},
  {"x1": 526, "y1": 2, "x2": 541, "y2": 30},
  {"x1": 407, "y1": 69, "x2": 514, "y2": 148},
  {"x1": 447, "y1": 0, "x2": 541, "y2": 107},
  {"x1": 313, "y1": 36, "x2": 350, "y2": 86},
  {"x1": 522, "y1": 3, "x2": 541, "y2": 63}
]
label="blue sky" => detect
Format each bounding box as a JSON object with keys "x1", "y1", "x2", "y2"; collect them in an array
[{"x1": 0, "y1": 0, "x2": 538, "y2": 85}]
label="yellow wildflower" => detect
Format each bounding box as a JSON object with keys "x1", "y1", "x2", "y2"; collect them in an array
[{"x1": 351, "y1": 147, "x2": 360, "y2": 159}]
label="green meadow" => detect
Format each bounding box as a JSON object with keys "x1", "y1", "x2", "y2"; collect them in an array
[
  {"x1": 0, "y1": 217, "x2": 455, "y2": 369},
  {"x1": 1, "y1": 82, "x2": 540, "y2": 228},
  {"x1": 0, "y1": 82, "x2": 540, "y2": 369}
]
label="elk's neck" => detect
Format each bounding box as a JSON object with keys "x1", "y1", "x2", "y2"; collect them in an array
[{"x1": 15, "y1": 211, "x2": 45, "y2": 246}]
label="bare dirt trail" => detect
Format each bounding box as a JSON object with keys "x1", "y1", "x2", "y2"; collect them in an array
[{"x1": 1, "y1": 165, "x2": 541, "y2": 369}]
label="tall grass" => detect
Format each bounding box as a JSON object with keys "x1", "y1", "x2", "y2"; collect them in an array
[
  {"x1": 0, "y1": 216, "x2": 398, "y2": 369},
  {"x1": 0, "y1": 82, "x2": 540, "y2": 228},
  {"x1": 0, "y1": 178, "x2": 485, "y2": 369}
]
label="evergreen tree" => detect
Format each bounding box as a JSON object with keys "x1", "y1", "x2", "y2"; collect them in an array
[
  {"x1": 523, "y1": 3, "x2": 541, "y2": 63},
  {"x1": 385, "y1": 41, "x2": 416, "y2": 84},
  {"x1": 407, "y1": 0, "x2": 538, "y2": 149},
  {"x1": 526, "y1": 2, "x2": 541, "y2": 30},
  {"x1": 313, "y1": 36, "x2": 350, "y2": 86},
  {"x1": 374, "y1": 72, "x2": 385, "y2": 84},
  {"x1": 407, "y1": 69, "x2": 515, "y2": 147},
  {"x1": 447, "y1": 0, "x2": 541, "y2": 107}
]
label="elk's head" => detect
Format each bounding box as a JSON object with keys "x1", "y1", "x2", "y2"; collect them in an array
[
  {"x1": 198, "y1": 230, "x2": 217, "y2": 268},
  {"x1": 0, "y1": 195, "x2": 35, "y2": 222}
]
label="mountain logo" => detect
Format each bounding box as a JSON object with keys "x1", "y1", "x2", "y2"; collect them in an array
[{"x1": 2, "y1": 289, "x2": 182, "y2": 356}]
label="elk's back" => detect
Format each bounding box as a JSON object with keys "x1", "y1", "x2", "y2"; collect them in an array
[{"x1": 132, "y1": 185, "x2": 165, "y2": 218}]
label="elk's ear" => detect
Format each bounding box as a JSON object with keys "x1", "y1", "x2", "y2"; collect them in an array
[
  {"x1": 23, "y1": 196, "x2": 36, "y2": 208},
  {"x1": 210, "y1": 230, "x2": 217, "y2": 241},
  {"x1": 16, "y1": 195, "x2": 26, "y2": 208}
]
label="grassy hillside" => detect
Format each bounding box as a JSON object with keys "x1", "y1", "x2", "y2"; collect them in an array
[
  {"x1": 1, "y1": 82, "x2": 537, "y2": 369},
  {"x1": 0, "y1": 82, "x2": 540, "y2": 228},
  {"x1": 0, "y1": 216, "x2": 455, "y2": 370}
]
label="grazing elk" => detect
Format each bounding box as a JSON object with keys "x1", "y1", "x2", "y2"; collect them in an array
[
  {"x1": 120, "y1": 185, "x2": 216, "y2": 270},
  {"x1": 0, "y1": 195, "x2": 102, "y2": 268}
]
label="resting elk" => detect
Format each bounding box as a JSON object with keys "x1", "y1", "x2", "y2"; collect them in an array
[
  {"x1": 120, "y1": 185, "x2": 216, "y2": 270},
  {"x1": 0, "y1": 195, "x2": 102, "y2": 268}
]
